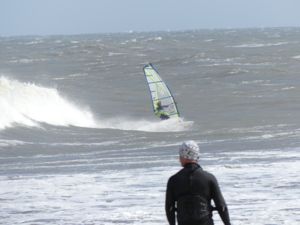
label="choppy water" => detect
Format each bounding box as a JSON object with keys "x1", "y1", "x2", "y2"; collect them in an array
[{"x1": 0, "y1": 28, "x2": 300, "y2": 224}]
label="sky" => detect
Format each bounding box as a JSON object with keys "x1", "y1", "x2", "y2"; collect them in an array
[{"x1": 1, "y1": 0, "x2": 300, "y2": 36}]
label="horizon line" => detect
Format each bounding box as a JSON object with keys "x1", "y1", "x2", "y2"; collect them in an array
[{"x1": 1, "y1": 26, "x2": 300, "y2": 38}]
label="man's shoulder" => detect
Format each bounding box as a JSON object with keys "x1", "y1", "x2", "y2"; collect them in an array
[
  {"x1": 168, "y1": 166, "x2": 218, "y2": 181},
  {"x1": 198, "y1": 169, "x2": 219, "y2": 185},
  {"x1": 198, "y1": 168, "x2": 213, "y2": 175},
  {"x1": 168, "y1": 168, "x2": 185, "y2": 182}
]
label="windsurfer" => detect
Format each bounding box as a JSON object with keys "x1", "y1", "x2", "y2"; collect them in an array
[
  {"x1": 155, "y1": 101, "x2": 170, "y2": 120},
  {"x1": 143, "y1": 64, "x2": 180, "y2": 120}
]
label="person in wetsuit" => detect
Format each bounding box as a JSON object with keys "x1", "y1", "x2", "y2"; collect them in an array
[
  {"x1": 155, "y1": 101, "x2": 170, "y2": 120},
  {"x1": 165, "y1": 141, "x2": 231, "y2": 225}
]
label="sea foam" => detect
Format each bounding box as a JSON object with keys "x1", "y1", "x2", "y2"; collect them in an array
[
  {"x1": 0, "y1": 76, "x2": 192, "y2": 132},
  {"x1": 97, "y1": 117, "x2": 193, "y2": 132},
  {"x1": 229, "y1": 42, "x2": 289, "y2": 48},
  {"x1": 0, "y1": 76, "x2": 96, "y2": 130}
]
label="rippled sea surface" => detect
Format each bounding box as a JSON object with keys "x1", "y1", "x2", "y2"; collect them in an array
[{"x1": 0, "y1": 28, "x2": 300, "y2": 224}]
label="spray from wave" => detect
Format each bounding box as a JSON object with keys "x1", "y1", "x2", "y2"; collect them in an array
[
  {"x1": 0, "y1": 76, "x2": 96, "y2": 130},
  {"x1": 98, "y1": 117, "x2": 193, "y2": 132},
  {"x1": 0, "y1": 77, "x2": 192, "y2": 132}
]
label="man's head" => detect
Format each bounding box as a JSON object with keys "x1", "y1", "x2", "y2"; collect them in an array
[{"x1": 179, "y1": 140, "x2": 200, "y2": 166}]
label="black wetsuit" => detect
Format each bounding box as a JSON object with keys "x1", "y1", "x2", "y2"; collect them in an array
[{"x1": 165, "y1": 163, "x2": 231, "y2": 225}]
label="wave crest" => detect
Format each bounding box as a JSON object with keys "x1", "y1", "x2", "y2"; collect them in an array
[
  {"x1": 0, "y1": 76, "x2": 193, "y2": 132},
  {"x1": 0, "y1": 76, "x2": 96, "y2": 130}
]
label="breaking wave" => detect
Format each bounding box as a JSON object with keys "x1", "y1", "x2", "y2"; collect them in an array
[
  {"x1": 229, "y1": 42, "x2": 289, "y2": 48},
  {"x1": 0, "y1": 76, "x2": 96, "y2": 130},
  {"x1": 0, "y1": 77, "x2": 192, "y2": 132}
]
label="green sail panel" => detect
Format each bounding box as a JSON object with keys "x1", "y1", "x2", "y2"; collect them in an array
[{"x1": 143, "y1": 63, "x2": 180, "y2": 119}]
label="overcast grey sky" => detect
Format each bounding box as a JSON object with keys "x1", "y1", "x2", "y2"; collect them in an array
[{"x1": 1, "y1": 0, "x2": 300, "y2": 36}]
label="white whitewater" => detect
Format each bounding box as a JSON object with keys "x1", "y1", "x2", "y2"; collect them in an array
[
  {"x1": 0, "y1": 76, "x2": 96, "y2": 129},
  {"x1": 0, "y1": 76, "x2": 191, "y2": 132}
]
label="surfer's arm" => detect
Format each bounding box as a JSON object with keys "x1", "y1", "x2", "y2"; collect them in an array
[
  {"x1": 165, "y1": 179, "x2": 176, "y2": 225},
  {"x1": 210, "y1": 175, "x2": 231, "y2": 225}
]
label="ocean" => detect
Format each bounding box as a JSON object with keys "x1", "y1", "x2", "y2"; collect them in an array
[{"x1": 0, "y1": 27, "x2": 300, "y2": 225}]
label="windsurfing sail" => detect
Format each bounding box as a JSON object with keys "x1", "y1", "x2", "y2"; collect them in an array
[{"x1": 143, "y1": 63, "x2": 180, "y2": 119}]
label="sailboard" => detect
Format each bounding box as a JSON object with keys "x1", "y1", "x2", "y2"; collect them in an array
[{"x1": 143, "y1": 63, "x2": 180, "y2": 120}]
